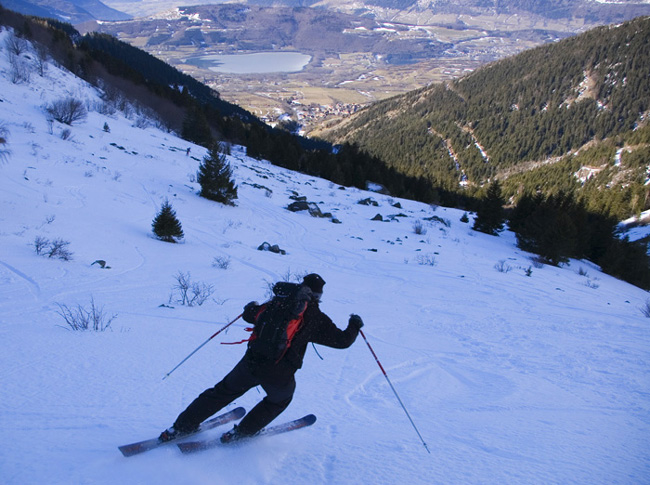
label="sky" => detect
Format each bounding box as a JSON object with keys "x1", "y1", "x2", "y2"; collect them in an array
[{"x1": 1, "y1": 27, "x2": 649, "y2": 485}]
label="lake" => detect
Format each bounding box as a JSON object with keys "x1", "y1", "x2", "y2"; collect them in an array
[{"x1": 185, "y1": 51, "x2": 312, "y2": 74}]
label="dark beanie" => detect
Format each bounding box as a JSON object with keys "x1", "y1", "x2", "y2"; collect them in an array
[{"x1": 303, "y1": 273, "x2": 325, "y2": 293}]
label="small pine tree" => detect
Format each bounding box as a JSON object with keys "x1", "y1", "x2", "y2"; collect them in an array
[
  {"x1": 152, "y1": 200, "x2": 184, "y2": 243},
  {"x1": 197, "y1": 143, "x2": 238, "y2": 205},
  {"x1": 473, "y1": 180, "x2": 505, "y2": 235}
]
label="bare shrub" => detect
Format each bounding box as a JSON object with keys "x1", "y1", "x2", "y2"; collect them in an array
[
  {"x1": 413, "y1": 219, "x2": 427, "y2": 235},
  {"x1": 282, "y1": 269, "x2": 308, "y2": 282},
  {"x1": 170, "y1": 271, "x2": 214, "y2": 306},
  {"x1": 212, "y1": 256, "x2": 231, "y2": 270},
  {"x1": 48, "y1": 239, "x2": 73, "y2": 260},
  {"x1": 56, "y1": 297, "x2": 116, "y2": 331},
  {"x1": 0, "y1": 122, "x2": 10, "y2": 163},
  {"x1": 34, "y1": 236, "x2": 50, "y2": 255},
  {"x1": 45, "y1": 97, "x2": 88, "y2": 125},
  {"x1": 97, "y1": 101, "x2": 117, "y2": 116},
  {"x1": 262, "y1": 270, "x2": 308, "y2": 297},
  {"x1": 60, "y1": 128, "x2": 73, "y2": 141},
  {"x1": 10, "y1": 58, "x2": 30, "y2": 85},
  {"x1": 4, "y1": 33, "x2": 32, "y2": 84},
  {"x1": 641, "y1": 300, "x2": 650, "y2": 318},
  {"x1": 416, "y1": 253, "x2": 437, "y2": 266},
  {"x1": 34, "y1": 237, "x2": 73, "y2": 261},
  {"x1": 34, "y1": 43, "x2": 48, "y2": 76},
  {"x1": 133, "y1": 116, "x2": 150, "y2": 129},
  {"x1": 494, "y1": 260, "x2": 512, "y2": 273},
  {"x1": 5, "y1": 33, "x2": 28, "y2": 56}
]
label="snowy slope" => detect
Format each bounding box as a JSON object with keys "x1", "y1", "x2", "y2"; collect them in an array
[{"x1": 0, "y1": 28, "x2": 649, "y2": 485}]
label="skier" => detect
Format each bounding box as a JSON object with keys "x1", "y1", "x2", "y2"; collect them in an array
[{"x1": 159, "y1": 273, "x2": 364, "y2": 443}]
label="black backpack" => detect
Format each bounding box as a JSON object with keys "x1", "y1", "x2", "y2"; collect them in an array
[{"x1": 247, "y1": 282, "x2": 313, "y2": 362}]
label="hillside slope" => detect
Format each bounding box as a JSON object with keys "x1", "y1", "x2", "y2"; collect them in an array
[
  {"x1": 2, "y1": 0, "x2": 130, "y2": 22},
  {"x1": 1, "y1": 26, "x2": 650, "y2": 485},
  {"x1": 320, "y1": 16, "x2": 650, "y2": 219}
]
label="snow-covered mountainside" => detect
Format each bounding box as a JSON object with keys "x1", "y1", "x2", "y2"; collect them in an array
[{"x1": 1, "y1": 27, "x2": 649, "y2": 484}]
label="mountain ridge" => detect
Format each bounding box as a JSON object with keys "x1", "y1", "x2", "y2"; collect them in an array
[
  {"x1": 1, "y1": 0, "x2": 131, "y2": 22},
  {"x1": 88, "y1": 1, "x2": 650, "y2": 131},
  {"x1": 318, "y1": 15, "x2": 650, "y2": 221}
]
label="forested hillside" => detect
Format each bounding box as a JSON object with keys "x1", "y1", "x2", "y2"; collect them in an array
[
  {"x1": 322, "y1": 16, "x2": 650, "y2": 221},
  {"x1": 0, "y1": 5, "x2": 445, "y2": 205},
  {"x1": 0, "y1": 0, "x2": 130, "y2": 23}
]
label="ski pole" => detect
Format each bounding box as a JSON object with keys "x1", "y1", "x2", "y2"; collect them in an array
[
  {"x1": 359, "y1": 329, "x2": 431, "y2": 454},
  {"x1": 162, "y1": 313, "x2": 242, "y2": 380}
]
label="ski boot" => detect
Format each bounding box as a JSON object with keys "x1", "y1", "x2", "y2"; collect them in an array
[
  {"x1": 158, "y1": 424, "x2": 198, "y2": 443},
  {"x1": 220, "y1": 424, "x2": 258, "y2": 444}
]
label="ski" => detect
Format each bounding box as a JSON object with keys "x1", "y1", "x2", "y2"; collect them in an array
[
  {"x1": 177, "y1": 414, "x2": 317, "y2": 454},
  {"x1": 118, "y1": 406, "x2": 246, "y2": 457}
]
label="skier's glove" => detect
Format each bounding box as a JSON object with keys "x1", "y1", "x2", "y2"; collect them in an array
[
  {"x1": 243, "y1": 301, "x2": 260, "y2": 322},
  {"x1": 349, "y1": 314, "x2": 364, "y2": 330},
  {"x1": 244, "y1": 301, "x2": 259, "y2": 311}
]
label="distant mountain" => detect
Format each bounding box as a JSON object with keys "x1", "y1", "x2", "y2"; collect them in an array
[
  {"x1": 93, "y1": 0, "x2": 650, "y2": 132},
  {"x1": 319, "y1": 16, "x2": 650, "y2": 220},
  {"x1": 101, "y1": 0, "x2": 650, "y2": 23},
  {"x1": 231, "y1": 0, "x2": 650, "y2": 24},
  {"x1": 92, "y1": 4, "x2": 451, "y2": 59},
  {"x1": 1, "y1": 0, "x2": 131, "y2": 22}
]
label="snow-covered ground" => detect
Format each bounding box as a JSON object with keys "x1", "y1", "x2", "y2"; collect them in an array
[{"x1": 1, "y1": 28, "x2": 649, "y2": 485}]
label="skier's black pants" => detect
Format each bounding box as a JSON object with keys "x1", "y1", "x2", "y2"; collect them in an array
[{"x1": 173, "y1": 356, "x2": 295, "y2": 436}]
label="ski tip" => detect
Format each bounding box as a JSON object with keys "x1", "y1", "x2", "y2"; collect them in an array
[
  {"x1": 118, "y1": 445, "x2": 141, "y2": 457},
  {"x1": 304, "y1": 414, "x2": 317, "y2": 425}
]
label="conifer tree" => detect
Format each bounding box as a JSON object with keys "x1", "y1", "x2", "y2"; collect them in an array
[
  {"x1": 152, "y1": 199, "x2": 184, "y2": 243},
  {"x1": 197, "y1": 142, "x2": 238, "y2": 205},
  {"x1": 182, "y1": 106, "x2": 213, "y2": 148},
  {"x1": 473, "y1": 180, "x2": 505, "y2": 235}
]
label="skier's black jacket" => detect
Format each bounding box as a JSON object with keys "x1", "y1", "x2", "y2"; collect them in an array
[{"x1": 242, "y1": 297, "x2": 360, "y2": 371}]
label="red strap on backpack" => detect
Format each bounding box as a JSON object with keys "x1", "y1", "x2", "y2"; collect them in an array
[
  {"x1": 221, "y1": 304, "x2": 267, "y2": 345},
  {"x1": 220, "y1": 327, "x2": 256, "y2": 345},
  {"x1": 274, "y1": 300, "x2": 308, "y2": 361}
]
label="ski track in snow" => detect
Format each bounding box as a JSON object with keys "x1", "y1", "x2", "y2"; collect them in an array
[
  {"x1": 1, "y1": 27, "x2": 650, "y2": 485},
  {"x1": 0, "y1": 259, "x2": 41, "y2": 299}
]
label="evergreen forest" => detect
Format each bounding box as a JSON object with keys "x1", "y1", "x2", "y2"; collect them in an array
[{"x1": 323, "y1": 15, "x2": 650, "y2": 222}]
